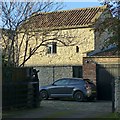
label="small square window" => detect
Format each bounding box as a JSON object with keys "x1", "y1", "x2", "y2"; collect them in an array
[{"x1": 47, "y1": 42, "x2": 57, "y2": 54}]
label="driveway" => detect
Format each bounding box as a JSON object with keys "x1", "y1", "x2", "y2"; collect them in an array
[{"x1": 3, "y1": 99, "x2": 112, "y2": 118}]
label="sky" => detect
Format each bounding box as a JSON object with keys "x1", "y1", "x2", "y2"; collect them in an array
[
  {"x1": 0, "y1": 1, "x2": 103, "y2": 28},
  {"x1": 63, "y1": 2, "x2": 102, "y2": 10}
]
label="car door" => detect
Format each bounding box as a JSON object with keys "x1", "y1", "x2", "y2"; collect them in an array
[
  {"x1": 65, "y1": 79, "x2": 81, "y2": 94},
  {"x1": 65, "y1": 79, "x2": 76, "y2": 94},
  {"x1": 49, "y1": 79, "x2": 69, "y2": 97}
]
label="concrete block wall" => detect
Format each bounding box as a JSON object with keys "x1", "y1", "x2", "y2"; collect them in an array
[{"x1": 115, "y1": 76, "x2": 120, "y2": 113}]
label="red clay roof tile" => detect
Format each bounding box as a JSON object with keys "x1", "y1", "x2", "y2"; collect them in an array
[{"x1": 24, "y1": 5, "x2": 108, "y2": 30}]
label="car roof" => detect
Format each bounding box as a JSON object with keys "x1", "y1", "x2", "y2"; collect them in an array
[{"x1": 59, "y1": 78, "x2": 83, "y2": 80}]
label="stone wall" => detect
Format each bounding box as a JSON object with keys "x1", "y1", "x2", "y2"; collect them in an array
[
  {"x1": 20, "y1": 27, "x2": 94, "y2": 66},
  {"x1": 115, "y1": 76, "x2": 120, "y2": 113},
  {"x1": 34, "y1": 66, "x2": 72, "y2": 86}
]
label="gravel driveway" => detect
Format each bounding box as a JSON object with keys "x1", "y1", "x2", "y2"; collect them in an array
[{"x1": 3, "y1": 99, "x2": 112, "y2": 118}]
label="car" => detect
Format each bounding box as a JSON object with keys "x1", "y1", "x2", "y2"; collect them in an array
[{"x1": 39, "y1": 78, "x2": 96, "y2": 101}]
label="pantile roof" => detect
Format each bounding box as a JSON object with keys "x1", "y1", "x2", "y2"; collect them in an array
[{"x1": 23, "y1": 5, "x2": 108, "y2": 30}]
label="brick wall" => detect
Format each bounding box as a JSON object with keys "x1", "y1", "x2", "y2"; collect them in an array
[
  {"x1": 83, "y1": 56, "x2": 120, "y2": 109},
  {"x1": 115, "y1": 76, "x2": 120, "y2": 113},
  {"x1": 83, "y1": 58, "x2": 97, "y2": 84},
  {"x1": 83, "y1": 56, "x2": 120, "y2": 84}
]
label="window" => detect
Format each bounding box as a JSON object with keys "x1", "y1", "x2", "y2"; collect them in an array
[
  {"x1": 69, "y1": 79, "x2": 82, "y2": 85},
  {"x1": 53, "y1": 79, "x2": 69, "y2": 86},
  {"x1": 47, "y1": 42, "x2": 57, "y2": 54},
  {"x1": 76, "y1": 46, "x2": 79, "y2": 53},
  {"x1": 72, "y1": 66, "x2": 83, "y2": 78}
]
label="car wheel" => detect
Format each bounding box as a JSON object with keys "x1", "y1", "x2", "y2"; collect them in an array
[
  {"x1": 74, "y1": 91, "x2": 84, "y2": 102},
  {"x1": 40, "y1": 90, "x2": 49, "y2": 100}
]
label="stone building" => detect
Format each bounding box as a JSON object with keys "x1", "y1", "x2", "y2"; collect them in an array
[{"x1": 17, "y1": 5, "x2": 113, "y2": 86}]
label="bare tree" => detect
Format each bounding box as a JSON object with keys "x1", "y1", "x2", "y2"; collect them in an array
[
  {"x1": 1, "y1": 1, "x2": 92, "y2": 67},
  {"x1": 1, "y1": 1, "x2": 64, "y2": 66}
]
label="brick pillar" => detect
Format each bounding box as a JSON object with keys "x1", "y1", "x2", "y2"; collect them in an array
[{"x1": 83, "y1": 58, "x2": 97, "y2": 85}]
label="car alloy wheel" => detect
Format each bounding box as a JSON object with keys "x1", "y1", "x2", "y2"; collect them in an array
[
  {"x1": 74, "y1": 91, "x2": 84, "y2": 102},
  {"x1": 40, "y1": 90, "x2": 48, "y2": 100}
]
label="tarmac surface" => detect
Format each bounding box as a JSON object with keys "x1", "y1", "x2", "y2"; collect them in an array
[{"x1": 3, "y1": 99, "x2": 112, "y2": 118}]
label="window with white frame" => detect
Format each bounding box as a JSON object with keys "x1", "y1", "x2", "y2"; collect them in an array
[{"x1": 47, "y1": 42, "x2": 57, "y2": 54}]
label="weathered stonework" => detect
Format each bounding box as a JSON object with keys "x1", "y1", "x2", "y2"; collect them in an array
[
  {"x1": 17, "y1": 7, "x2": 112, "y2": 67},
  {"x1": 1, "y1": 6, "x2": 111, "y2": 68},
  {"x1": 20, "y1": 28, "x2": 94, "y2": 66},
  {"x1": 34, "y1": 66, "x2": 72, "y2": 86},
  {"x1": 54, "y1": 66, "x2": 72, "y2": 80},
  {"x1": 35, "y1": 67, "x2": 54, "y2": 86}
]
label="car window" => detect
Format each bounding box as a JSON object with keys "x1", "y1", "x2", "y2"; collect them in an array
[
  {"x1": 69, "y1": 79, "x2": 83, "y2": 85},
  {"x1": 54, "y1": 79, "x2": 69, "y2": 86}
]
